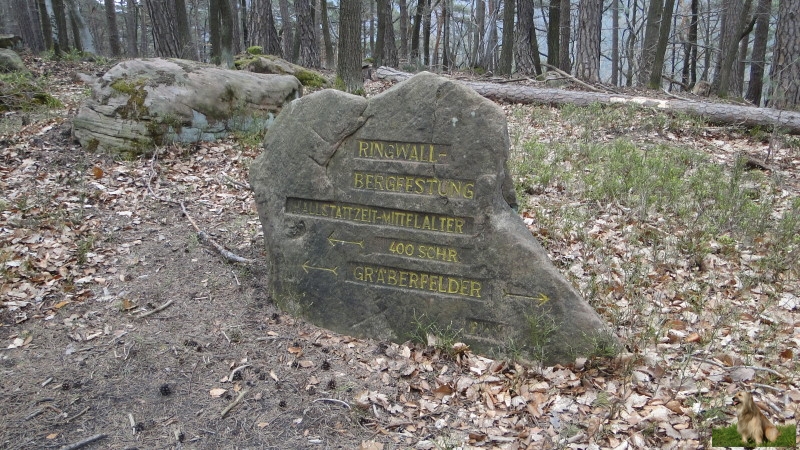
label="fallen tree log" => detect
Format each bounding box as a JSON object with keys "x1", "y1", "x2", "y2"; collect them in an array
[{"x1": 376, "y1": 66, "x2": 800, "y2": 134}]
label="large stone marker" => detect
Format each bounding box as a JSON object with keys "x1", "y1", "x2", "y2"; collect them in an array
[{"x1": 250, "y1": 73, "x2": 613, "y2": 364}]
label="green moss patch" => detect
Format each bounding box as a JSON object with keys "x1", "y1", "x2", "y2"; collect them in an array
[
  {"x1": 110, "y1": 77, "x2": 149, "y2": 120},
  {"x1": 0, "y1": 73, "x2": 62, "y2": 111}
]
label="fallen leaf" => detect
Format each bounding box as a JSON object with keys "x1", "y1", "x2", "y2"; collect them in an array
[
  {"x1": 209, "y1": 388, "x2": 227, "y2": 398},
  {"x1": 91, "y1": 166, "x2": 104, "y2": 179}
]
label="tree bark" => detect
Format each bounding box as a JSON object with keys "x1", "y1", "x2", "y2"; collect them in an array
[
  {"x1": 639, "y1": 0, "x2": 664, "y2": 86},
  {"x1": 610, "y1": 0, "x2": 619, "y2": 85},
  {"x1": 410, "y1": 0, "x2": 423, "y2": 62},
  {"x1": 66, "y1": 0, "x2": 94, "y2": 54},
  {"x1": 296, "y1": 0, "x2": 320, "y2": 67},
  {"x1": 240, "y1": 0, "x2": 249, "y2": 48},
  {"x1": 104, "y1": 0, "x2": 122, "y2": 56},
  {"x1": 37, "y1": 0, "x2": 55, "y2": 52},
  {"x1": 647, "y1": 0, "x2": 675, "y2": 89},
  {"x1": 770, "y1": 0, "x2": 800, "y2": 110},
  {"x1": 125, "y1": 0, "x2": 138, "y2": 57},
  {"x1": 514, "y1": 0, "x2": 540, "y2": 75},
  {"x1": 145, "y1": 0, "x2": 184, "y2": 58},
  {"x1": 558, "y1": 0, "x2": 570, "y2": 72},
  {"x1": 712, "y1": 0, "x2": 749, "y2": 97},
  {"x1": 278, "y1": 0, "x2": 293, "y2": 61},
  {"x1": 399, "y1": 0, "x2": 409, "y2": 61},
  {"x1": 574, "y1": 0, "x2": 601, "y2": 82},
  {"x1": 337, "y1": 0, "x2": 363, "y2": 92},
  {"x1": 174, "y1": 0, "x2": 195, "y2": 59},
  {"x1": 498, "y1": 0, "x2": 514, "y2": 75},
  {"x1": 377, "y1": 66, "x2": 800, "y2": 133},
  {"x1": 422, "y1": 0, "x2": 431, "y2": 66},
  {"x1": 320, "y1": 0, "x2": 334, "y2": 67},
  {"x1": 681, "y1": 0, "x2": 698, "y2": 90},
  {"x1": 51, "y1": 0, "x2": 68, "y2": 51},
  {"x1": 745, "y1": 0, "x2": 771, "y2": 106},
  {"x1": 547, "y1": 0, "x2": 560, "y2": 68},
  {"x1": 375, "y1": 0, "x2": 398, "y2": 68}
]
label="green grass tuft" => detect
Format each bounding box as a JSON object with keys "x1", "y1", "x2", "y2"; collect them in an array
[{"x1": 712, "y1": 423, "x2": 796, "y2": 447}]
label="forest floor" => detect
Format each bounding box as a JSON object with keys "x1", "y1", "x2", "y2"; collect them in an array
[{"x1": 0, "y1": 55, "x2": 798, "y2": 450}]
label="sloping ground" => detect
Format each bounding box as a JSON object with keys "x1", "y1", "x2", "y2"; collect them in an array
[{"x1": 0, "y1": 58, "x2": 797, "y2": 450}]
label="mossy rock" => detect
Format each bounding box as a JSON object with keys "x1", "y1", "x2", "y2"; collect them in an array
[{"x1": 235, "y1": 54, "x2": 330, "y2": 88}]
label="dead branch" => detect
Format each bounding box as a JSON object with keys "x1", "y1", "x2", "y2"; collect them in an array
[
  {"x1": 221, "y1": 390, "x2": 248, "y2": 418},
  {"x1": 180, "y1": 202, "x2": 255, "y2": 265},
  {"x1": 137, "y1": 299, "x2": 174, "y2": 319},
  {"x1": 543, "y1": 63, "x2": 615, "y2": 94},
  {"x1": 58, "y1": 433, "x2": 106, "y2": 450},
  {"x1": 229, "y1": 364, "x2": 251, "y2": 381},
  {"x1": 63, "y1": 406, "x2": 90, "y2": 423}
]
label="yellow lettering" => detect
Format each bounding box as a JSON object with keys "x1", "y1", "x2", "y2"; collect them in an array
[
  {"x1": 358, "y1": 141, "x2": 369, "y2": 157},
  {"x1": 354, "y1": 266, "x2": 364, "y2": 280},
  {"x1": 353, "y1": 172, "x2": 364, "y2": 188},
  {"x1": 408, "y1": 272, "x2": 419, "y2": 288},
  {"x1": 364, "y1": 267, "x2": 374, "y2": 282},
  {"x1": 470, "y1": 282, "x2": 481, "y2": 298},
  {"x1": 464, "y1": 182, "x2": 475, "y2": 199},
  {"x1": 398, "y1": 271, "x2": 408, "y2": 287},
  {"x1": 448, "y1": 278, "x2": 461, "y2": 294},
  {"x1": 454, "y1": 219, "x2": 464, "y2": 234},
  {"x1": 448, "y1": 249, "x2": 458, "y2": 262}
]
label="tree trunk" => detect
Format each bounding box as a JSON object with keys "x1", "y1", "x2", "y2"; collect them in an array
[
  {"x1": 37, "y1": 0, "x2": 55, "y2": 53},
  {"x1": 104, "y1": 0, "x2": 122, "y2": 56},
  {"x1": 442, "y1": 0, "x2": 451, "y2": 70},
  {"x1": 375, "y1": 0, "x2": 398, "y2": 68},
  {"x1": 574, "y1": 0, "x2": 601, "y2": 82},
  {"x1": 66, "y1": 0, "x2": 95, "y2": 54},
  {"x1": 378, "y1": 66, "x2": 800, "y2": 133},
  {"x1": 296, "y1": 0, "x2": 320, "y2": 67},
  {"x1": 423, "y1": 0, "x2": 432, "y2": 66},
  {"x1": 68, "y1": 1, "x2": 82, "y2": 52},
  {"x1": 175, "y1": 0, "x2": 195, "y2": 59},
  {"x1": 681, "y1": 0, "x2": 698, "y2": 90},
  {"x1": 514, "y1": 0, "x2": 540, "y2": 75},
  {"x1": 639, "y1": 0, "x2": 664, "y2": 86},
  {"x1": 337, "y1": 0, "x2": 363, "y2": 92},
  {"x1": 472, "y1": 0, "x2": 484, "y2": 67},
  {"x1": 249, "y1": 0, "x2": 281, "y2": 56},
  {"x1": 399, "y1": 0, "x2": 409, "y2": 61},
  {"x1": 52, "y1": 0, "x2": 68, "y2": 51},
  {"x1": 369, "y1": 0, "x2": 375, "y2": 58},
  {"x1": 558, "y1": 0, "x2": 570, "y2": 72},
  {"x1": 145, "y1": 0, "x2": 182, "y2": 58},
  {"x1": 712, "y1": 0, "x2": 749, "y2": 97},
  {"x1": 125, "y1": 0, "x2": 138, "y2": 57},
  {"x1": 320, "y1": 0, "x2": 334, "y2": 67},
  {"x1": 647, "y1": 0, "x2": 675, "y2": 89},
  {"x1": 278, "y1": 0, "x2": 293, "y2": 61},
  {"x1": 240, "y1": 0, "x2": 249, "y2": 48},
  {"x1": 410, "y1": 0, "x2": 423, "y2": 62},
  {"x1": 498, "y1": 0, "x2": 514, "y2": 75},
  {"x1": 770, "y1": 0, "x2": 800, "y2": 110},
  {"x1": 745, "y1": 0, "x2": 771, "y2": 106},
  {"x1": 547, "y1": 0, "x2": 560, "y2": 68},
  {"x1": 611, "y1": 0, "x2": 619, "y2": 86},
  {"x1": 481, "y1": 0, "x2": 498, "y2": 70}
]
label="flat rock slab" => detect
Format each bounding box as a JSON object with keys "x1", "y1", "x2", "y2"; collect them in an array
[
  {"x1": 250, "y1": 72, "x2": 613, "y2": 364},
  {"x1": 73, "y1": 58, "x2": 301, "y2": 156}
]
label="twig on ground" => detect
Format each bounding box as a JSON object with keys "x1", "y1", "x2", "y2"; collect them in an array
[
  {"x1": 137, "y1": 299, "x2": 175, "y2": 319},
  {"x1": 230, "y1": 269, "x2": 240, "y2": 286},
  {"x1": 221, "y1": 390, "x2": 248, "y2": 418},
  {"x1": 229, "y1": 364, "x2": 251, "y2": 381},
  {"x1": 63, "y1": 406, "x2": 90, "y2": 423},
  {"x1": 25, "y1": 408, "x2": 44, "y2": 420},
  {"x1": 662, "y1": 88, "x2": 693, "y2": 102},
  {"x1": 221, "y1": 174, "x2": 251, "y2": 190},
  {"x1": 312, "y1": 398, "x2": 352, "y2": 409},
  {"x1": 58, "y1": 433, "x2": 106, "y2": 450},
  {"x1": 180, "y1": 201, "x2": 255, "y2": 264},
  {"x1": 128, "y1": 412, "x2": 136, "y2": 434}
]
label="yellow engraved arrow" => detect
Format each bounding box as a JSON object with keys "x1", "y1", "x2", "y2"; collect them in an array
[
  {"x1": 503, "y1": 290, "x2": 550, "y2": 305},
  {"x1": 327, "y1": 233, "x2": 364, "y2": 248},
  {"x1": 302, "y1": 261, "x2": 339, "y2": 276}
]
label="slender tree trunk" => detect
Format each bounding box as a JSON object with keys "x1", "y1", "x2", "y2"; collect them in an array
[
  {"x1": 547, "y1": 0, "x2": 560, "y2": 68},
  {"x1": 473, "y1": 0, "x2": 484, "y2": 67},
  {"x1": 515, "y1": 0, "x2": 540, "y2": 75},
  {"x1": 278, "y1": 0, "x2": 293, "y2": 61},
  {"x1": 558, "y1": 0, "x2": 570, "y2": 71},
  {"x1": 611, "y1": 0, "x2": 619, "y2": 85},
  {"x1": 423, "y1": 0, "x2": 431, "y2": 66},
  {"x1": 337, "y1": 0, "x2": 363, "y2": 92},
  {"x1": 410, "y1": 0, "x2": 423, "y2": 62},
  {"x1": 745, "y1": 0, "x2": 770, "y2": 105},
  {"x1": 321, "y1": 0, "x2": 334, "y2": 67},
  {"x1": 498, "y1": 0, "x2": 514, "y2": 75},
  {"x1": 104, "y1": 0, "x2": 122, "y2": 56},
  {"x1": 399, "y1": 0, "x2": 409, "y2": 61},
  {"x1": 66, "y1": 0, "x2": 94, "y2": 53},
  {"x1": 52, "y1": 0, "x2": 68, "y2": 51},
  {"x1": 240, "y1": 0, "x2": 249, "y2": 48},
  {"x1": 125, "y1": 0, "x2": 138, "y2": 57},
  {"x1": 770, "y1": 0, "x2": 800, "y2": 110},
  {"x1": 139, "y1": 1, "x2": 148, "y2": 57},
  {"x1": 375, "y1": 0, "x2": 397, "y2": 67},
  {"x1": 681, "y1": 0, "x2": 698, "y2": 89},
  {"x1": 174, "y1": 0, "x2": 195, "y2": 59},
  {"x1": 369, "y1": 0, "x2": 375, "y2": 57},
  {"x1": 68, "y1": 1, "x2": 82, "y2": 51},
  {"x1": 442, "y1": 0, "x2": 451, "y2": 70},
  {"x1": 209, "y1": 0, "x2": 221, "y2": 63},
  {"x1": 37, "y1": 0, "x2": 55, "y2": 52},
  {"x1": 296, "y1": 0, "x2": 320, "y2": 67},
  {"x1": 647, "y1": 0, "x2": 675, "y2": 88}
]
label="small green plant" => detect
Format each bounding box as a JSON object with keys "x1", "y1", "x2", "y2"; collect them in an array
[
  {"x1": 76, "y1": 235, "x2": 95, "y2": 266},
  {"x1": 407, "y1": 312, "x2": 463, "y2": 354},
  {"x1": 525, "y1": 309, "x2": 559, "y2": 363}
]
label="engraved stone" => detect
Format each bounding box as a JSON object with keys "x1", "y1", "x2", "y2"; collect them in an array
[{"x1": 250, "y1": 72, "x2": 613, "y2": 364}]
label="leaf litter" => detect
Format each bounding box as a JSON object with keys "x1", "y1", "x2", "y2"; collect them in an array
[{"x1": 0, "y1": 58, "x2": 797, "y2": 449}]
